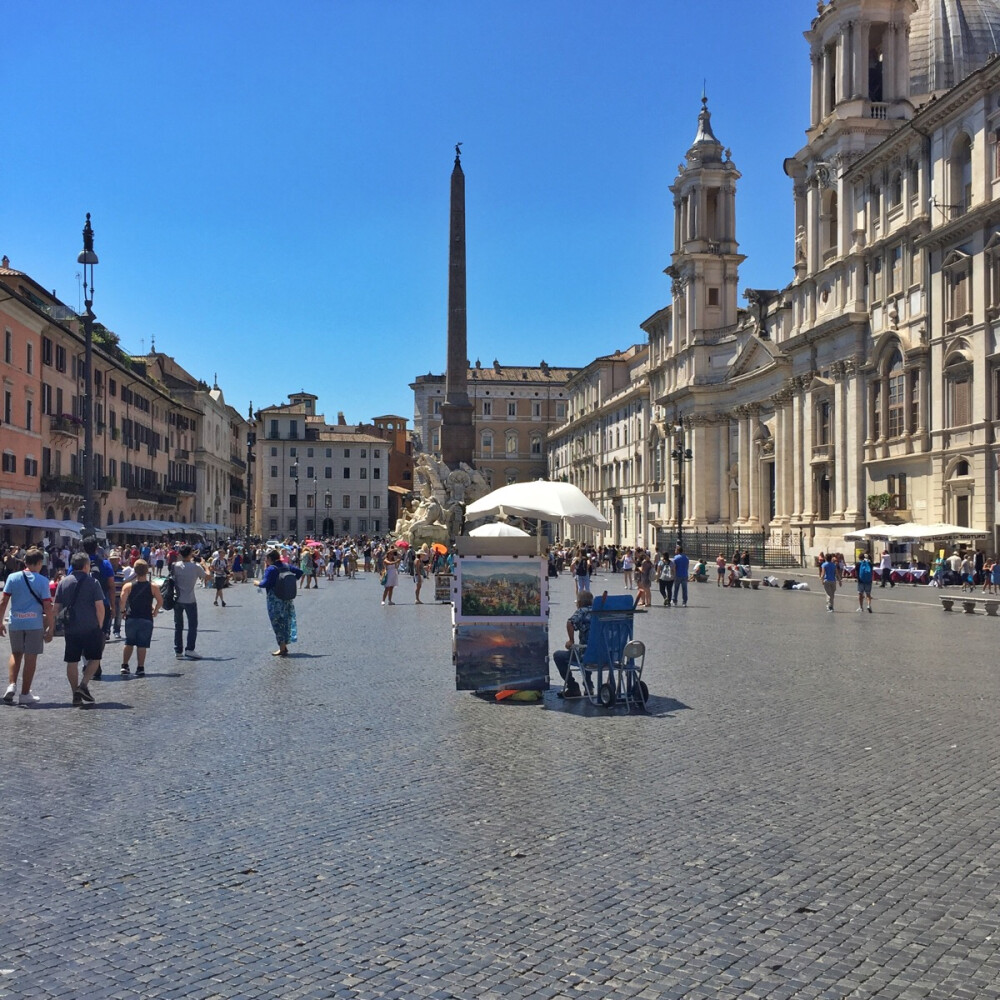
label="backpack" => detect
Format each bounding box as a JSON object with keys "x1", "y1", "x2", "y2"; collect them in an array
[
  {"x1": 275, "y1": 569, "x2": 298, "y2": 601},
  {"x1": 857, "y1": 560, "x2": 873, "y2": 584},
  {"x1": 160, "y1": 569, "x2": 177, "y2": 611},
  {"x1": 576, "y1": 559, "x2": 589, "y2": 577}
]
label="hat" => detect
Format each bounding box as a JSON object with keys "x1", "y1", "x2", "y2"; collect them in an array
[{"x1": 109, "y1": 549, "x2": 122, "y2": 560}]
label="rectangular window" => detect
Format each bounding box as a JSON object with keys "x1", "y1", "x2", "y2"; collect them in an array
[
  {"x1": 25, "y1": 399, "x2": 33, "y2": 431},
  {"x1": 707, "y1": 287, "x2": 720, "y2": 306},
  {"x1": 289, "y1": 419, "x2": 298, "y2": 439},
  {"x1": 910, "y1": 371, "x2": 920, "y2": 432},
  {"x1": 888, "y1": 372, "x2": 906, "y2": 437},
  {"x1": 343, "y1": 467, "x2": 350, "y2": 479},
  {"x1": 109, "y1": 377, "x2": 116, "y2": 397},
  {"x1": 325, "y1": 467, "x2": 332, "y2": 479},
  {"x1": 532, "y1": 402, "x2": 541, "y2": 417},
  {"x1": 269, "y1": 517, "x2": 278, "y2": 532},
  {"x1": 306, "y1": 494, "x2": 314, "y2": 508},
  {"x1": 373, "y1": 468, "x2": 380, "y2": 479},
  {"x1": 271, "y1": 446, "x2": 278, "y2": 457},
  {"x1": 953, "y1": 377, "x2": 971, "y2": 426},
  {"x1": 306, "y1": 466, "x2": 314, "y2": 479},
  {"x1": 360, "y1": 468, "x2": 367, "y2": 479},
  {"x1": 41, "y1": 383, "x2": 52, "y2": 415},
  {"x1": 556, "y1": 402, "x2": 566, "y2": 419},
  {"x1": 289, "y1": 494, "x2": 298, "y2": 508},
  {"x1": 42, "y1": 337, "x2": 53, "y2": 366},
  {"x1": 507, "y1": 401, "x2": 517, "y2": 417},
  {"x1": 897, "y1": 473, "x2": 907, "y2": 509},
  {"x1": 374, "y1": 449, "x2": 381, "y2": 458},
  {"x1": 270, "y1": 494, "x2": 278, "y2": 507},
  {"x1": 289, "y1": 447, "x2": 296, "y2": 457},
  {"x1": 342, "y1": 518, "x2": 351, "y2": 533},
  {"x1": 26, "y1": 342, "x2": 33, "y2": 374},
  {"x1": 325, "y1": 448, "x2": 332, "y2": 458},
  {"x1": 307, "y1": 448, "x2": 314, "y2": 458},
  {"x1": 271, "y1": 465, "x2": 278, "y2": 477},
  {"x1": 359, "y1": 496, "x2": 367, "y2": 509},
  {"x1": 373, "y1": 496, "x2": 380, "y2": 509},
  {"x1": 482, "y1": 401, "x2": 492, "y2": 416},
  {"x1": 3, "y1": 391, "x2": 11, "y2": 424},
  {"x1": 4, "y1": 329, "x2": 11, "y2": 364},
  {"x1": 270, "y1": 419, "x2": 279, "y2": 437},
  {"x1": 2, "y1": 453, "x2": 15, "y2": 473},
  {"x1": 888, "y1": 246, "x2": 903, "y2": 295},
  {"x1": 361, "y1": 449, "x2": 367, "y2": 458},
  {"x1": 872, "y1": 382, "x2": 882, "y2": 439},
  {"x1": 433, "y1": 399, "x2": 442, "y2": 414},
  {"x1": 344, "y1": 448, "x2": 350, "y2": 458},
  {"x1": 342, "y1": 495, "x2": 350, "y2": 508}
]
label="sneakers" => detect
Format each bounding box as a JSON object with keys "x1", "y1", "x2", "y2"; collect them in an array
[
  {"x1": 72, "y1": 691, "x2": 84, "y2": 707},
  {"x1": 93, "y1": 666, "x2": 102, "y2": 681},
  {"x1": 176, "y1": 652, "x2": 185, "y2": 660},
  {"x1": 184, "y1": 651, "x2": 202, "y2": 660},
  {"x1": 857, "y1": 606, "x2": 864, "y2": 612},
  {"x1": 3, "y1": 683, "x2": 15, "y2": 705},
  {"x1": 120, "y1": 664, "x2": 131, "y2": 676},
  {"x1": 18, "y1": 690, "x2": 39, "y2": 706},
  {"x1": 135, "y1": 666, "x2": 145, "y2": 677},
  {"x1": 868, "y1": 606, "x2": 873, "y2": 613},
  {"x1": 77, "y1": 683, "x2": 95, "y2": 704}
]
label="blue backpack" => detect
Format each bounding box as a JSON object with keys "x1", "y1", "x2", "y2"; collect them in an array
[{"x1": 857, "y1": 560, "x2": 873, "y2": 584}]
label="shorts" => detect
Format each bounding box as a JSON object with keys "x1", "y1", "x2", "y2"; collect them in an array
[
  {"x1": 9, "y1": 629, "x2": 44, "y2": 655},
  {"x1": 124, "y1": 618, "x2": 154, "y2": 648},
  {"x1": 64, "y1": 628, "x2": 105, "y2": 663},
  {"x1": 857, "y1": 582, "x2": 872, "y2": 596},
  {"x1": 214, "y1": 576, "x2": 227, "y2": 590}
]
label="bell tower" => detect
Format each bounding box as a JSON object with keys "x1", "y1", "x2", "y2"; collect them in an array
[{"x1": 667, "y1": 94, "x2": 745, "y2": 348}]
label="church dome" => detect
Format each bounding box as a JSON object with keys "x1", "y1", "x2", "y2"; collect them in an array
[{"x1": 910, "y1": 0, "x2": 1000, "y2": 98}]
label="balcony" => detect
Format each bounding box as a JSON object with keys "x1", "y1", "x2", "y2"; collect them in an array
[
  {"x1": 167, "y1": 479, "x2": 197, "y2": 495},
  {"x1": 174, "y1": 448, "x2": 190, "y2": 461},
  {"x1": 50, "y1": 415, "x2": 82, "y2": 439},
  {"x1": 127, "y1": 486, "x2": 178, "y2": 506},
  {"x1": 230, "y1": 482, "x2": 247, "y2": 500},
  {"x1": 41, "y1": 474, "x2": 84, "y2": 496},
  {"x1": 868, "y1": 493, "x2": 909, "y2": 520},
  {"x1": 230, "y1": 453, "x2": 247, "y2": 470},
  {"x1": 811, "y1": 443, "x2": 834, "y2": 463}
]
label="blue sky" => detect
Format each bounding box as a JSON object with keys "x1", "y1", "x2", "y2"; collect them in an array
[{"x1": 3, "y1": 1, "x2": 811, "y2": 423}]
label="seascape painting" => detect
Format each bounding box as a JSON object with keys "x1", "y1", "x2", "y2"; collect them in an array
[{"x1": 454, "y1": 623, "x2": 550, "y2": 692}]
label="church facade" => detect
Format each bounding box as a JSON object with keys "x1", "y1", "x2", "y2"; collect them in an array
[{"x1": 644, "y1": 0, "x2": 1000, "y2": 559}]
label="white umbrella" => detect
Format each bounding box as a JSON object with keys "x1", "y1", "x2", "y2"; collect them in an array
[
  {"x1": 465, "y1": 481, "x2": 610, "y2": 531},
  {"x1": 467, "y1": 521, "x2": 531, "y2": 537},
  {"x1": 844, "y1": 525, "x2": 902, "y2": 541}
]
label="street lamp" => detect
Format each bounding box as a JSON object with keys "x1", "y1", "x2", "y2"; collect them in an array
[
  {"x1": 670, "y1": 424, "x2": 692, "y2": 549},
  {"x1": 77, "y1": 214, "x2": 99, "y2": 539},
  {"x1": 245, "y1": 402, "x2": 255, "y2": 539},
  {"x1": 324, "y1": 490, "x2": 332, "y2": 538},
  {"x1": 290, "y1": 460, "x2": 299, "y2": 539},
  {"x1": 312, "y1": 478, "x2": 318, "y2": 538}
]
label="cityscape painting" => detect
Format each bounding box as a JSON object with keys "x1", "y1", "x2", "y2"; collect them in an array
[
  {"x1": 454, "y1": 623, "x2": 550, "y2": 692},
  {"x1": 454, "y1": 556, "x2": 547, "y2": 623}
]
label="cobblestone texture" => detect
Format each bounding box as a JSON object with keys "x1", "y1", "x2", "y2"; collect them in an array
[{"x1": 0, "y1": 571, "x2": 997, "y2": 998}]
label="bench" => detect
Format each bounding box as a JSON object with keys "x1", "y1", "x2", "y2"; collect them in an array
[
  {"x1": 739, "y1": 578, "x2": 760, "y2": 590},
  {"x1": 942, "y1": 595, "x2": 1000, "y2": 615}
]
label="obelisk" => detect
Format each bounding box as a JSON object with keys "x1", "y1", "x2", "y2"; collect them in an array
[{"x1": 440, "y1": 143, "x2": 475, "y2": 467}]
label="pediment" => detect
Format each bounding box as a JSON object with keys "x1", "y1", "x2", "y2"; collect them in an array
[
  {"x1": 942, "y1": 248, "x2": 971, "y2": 270},
  {"x1": 729, "y1": 335, "x2": 783, "y2": 379}
]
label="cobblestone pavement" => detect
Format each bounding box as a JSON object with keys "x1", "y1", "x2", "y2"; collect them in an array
[{"x1": 1, "y1": 568, "x2": 997, "y2": 999}]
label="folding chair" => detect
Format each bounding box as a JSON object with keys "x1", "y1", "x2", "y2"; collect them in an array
[{"x1": 567, "y1": 594, "x2": 639, "y2": 707}]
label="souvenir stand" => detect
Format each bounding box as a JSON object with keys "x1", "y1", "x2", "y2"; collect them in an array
[{"x1": 452, "y1": 535, "x2": 549, "y2": 693}]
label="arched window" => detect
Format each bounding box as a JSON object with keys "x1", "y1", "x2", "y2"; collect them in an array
[
  {"x1": 950, "y1": 134, "x2": 973, "y2": 215},
  {"x1": 505, "y1": 431, "x2": 518, "y2": 456},
  {"x1": 530, "y1": 434, "x2": 542, "y2": 455}
]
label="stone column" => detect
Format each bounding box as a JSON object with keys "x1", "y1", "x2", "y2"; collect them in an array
[
  {"x1": 811, "y1": 52, "x2": 822, "y2": 126},
  {"x1": 832, "y1": 363, "x2": 847, "y2": 518},
  {"x1": 802, "y1": 383, "x2": 815, "y2": 518},
  {"x1": 736, "y1": 410, "x2": 748, "y2": 524},
  {"x1": 806, "y1": 182, "x2": 820, "y2": 273},
  {"x1": 747, "y1": 407, "x2": 760, "y2": 526},
  {"x1": 791, "y1": 385, "x2": 803, "y2": 520},
  {"x1": 843, "y1": 361, "x2": 863, "y2": 521},
  {"x1": 855, "y1": 22, "x2": 870, "y2": 100}
]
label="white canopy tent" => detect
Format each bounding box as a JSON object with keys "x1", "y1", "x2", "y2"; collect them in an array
[
  {"x1": 845, "y1": 522, "x2": 990, "y2": 542},
  {"x1": 466, "y1": 481, "x2": 610, "y2": 531}
]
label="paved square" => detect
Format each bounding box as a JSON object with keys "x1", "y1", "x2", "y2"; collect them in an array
[{"x1": 1, "y1": 568, "x2": 997, "y2": 998}]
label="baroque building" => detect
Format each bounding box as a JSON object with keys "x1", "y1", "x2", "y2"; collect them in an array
[
  {"x1": 547, "y1": 345, "x2": 650, "y2": 545},
  {"x1": 645, "y1": 0, "x2": 1000, "y2": 558},
  {"x1": 253, "y1": 393, "x2": 389, "y2": 538},
  {"x1": 412, "y1": 360, "x2": 576, "y2": 487}
]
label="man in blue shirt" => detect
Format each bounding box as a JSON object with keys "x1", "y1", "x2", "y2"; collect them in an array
[
  {"x1": 0, "y1": 548, "x2": 54, "y2": 705},
  {"x1": 672, "y1": 544, "x2": 690, "y2": 608},
  {"x1": 819, "y1": 552, "x2": 842, "y2": 612},
  {"x1": 856, "y1": 552, "x2": 874, "y2": 613}
]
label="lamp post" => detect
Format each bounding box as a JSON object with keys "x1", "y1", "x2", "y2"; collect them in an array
[
  {"x1": 290, "y1": 460, "x2": 299, "y2": 539},
  {"x1": 312, "y1": 478, "x2": 318, "y2": 538},
  {"x1": 670, "y1": 424, "x2": 692, "y2": 549},
  {"x1": 324, "y1": 490, "x2": 331, "y2": 538},
  {"x1": 77, "y1": 214, "x2": 99, "y2": 539}
]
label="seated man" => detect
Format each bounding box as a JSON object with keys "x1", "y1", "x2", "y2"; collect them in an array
[{"x1": 552, "y1": 589, "x2": 593, "y2": 699}]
